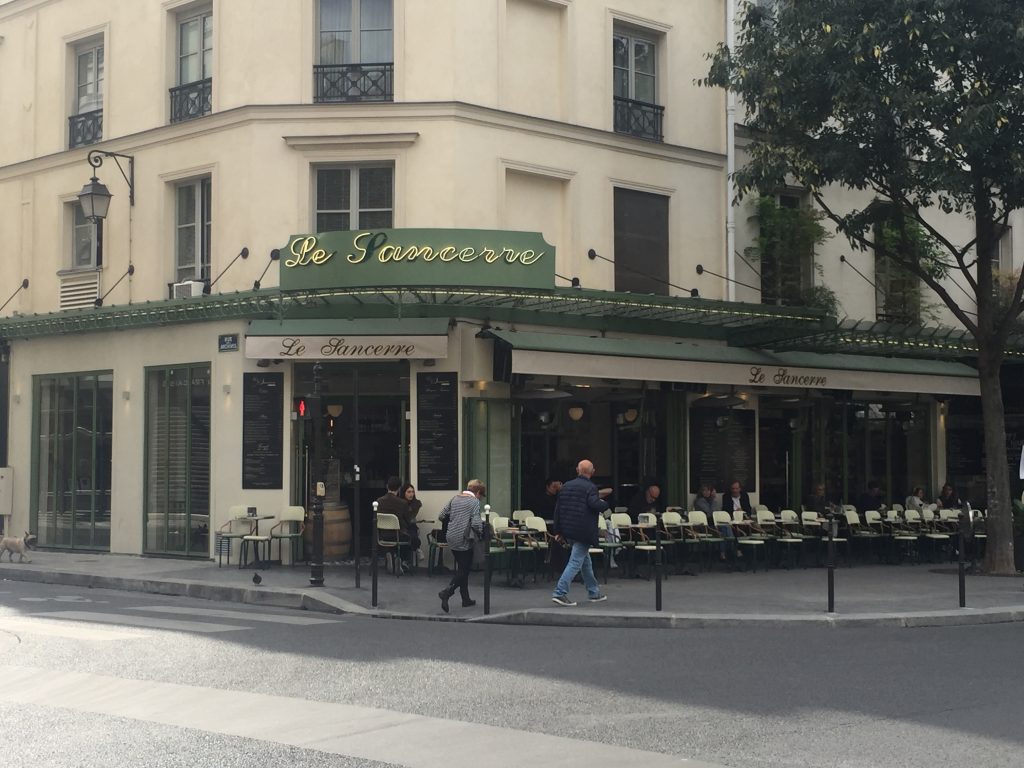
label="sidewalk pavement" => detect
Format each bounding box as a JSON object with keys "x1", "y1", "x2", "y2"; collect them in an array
[{"x1": 2, "y1": 550, "x2": 1023, "y2": 629}]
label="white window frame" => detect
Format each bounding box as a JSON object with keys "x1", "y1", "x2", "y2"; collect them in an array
[
  {"x1": 175, "y1": 178, "x2": 212, "y2": 283},
  {"x1": 613, "y1": 27, "x2": 658, "y2": 105},
  {"x1": 74, "y1": 41, "x2": 104, "y2": 115},
  {"x1": 317, "y1": 0, "x2": 394, "y2": 65},
  {"x1": 68, "y1": 201, "x2": 101, "y2": 270},
  {"x1": 314, "y1": 165, "x2": 394, "y2": 231},
  {"x1": 996, "y1": 225, "x2": 1013, "y2": 273},
  {"x1": 177, "y1": 8, "x2": 213, "y2": 86}
]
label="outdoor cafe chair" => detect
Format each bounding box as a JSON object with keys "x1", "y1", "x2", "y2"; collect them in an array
[
  {"x1": 906, "y1": 508, "x2": 950, "y2": 561},
  {"x1": 800, "y1": 510, "x2": 823, "y2": 534},
  {"x1": 685, "y1": 510, "x2": 725, "y2": 570},
  {"x1": 426, "y1": 520, "x2": 449, "y2": 576},
  {"x1": 269, "y1": 505, "x2": 306, "y2": 566},
  {"x1": 661, "y1": 510, "x2": 689, "y2": 573},
  {"x1": 609, "y1": 512, "x2": 640, "y2": 576},
  {"x1": 376, "y1": 513, "x2": 411, "y2": 577},
  {"x1": 844, "y1": 509, "x2": 881, "y2": 562},
  {"x1": 512, "y1": 509, "x2": 534, "y2": 525},
  {"x1": 524, "y1": 516, "x2": 554, "y2": 581},
  {"x1": 217, "y1": 505, "x2": 254, "y2": 567}
]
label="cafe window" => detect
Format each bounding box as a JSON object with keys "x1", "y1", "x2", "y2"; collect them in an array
[
  {"x1": 144, "y1": 364, "x2": 211, "y2": 557},
  {"x1": 315, "y1": 165, "x2": 393, "y2": 231},
  {"x1": 33, "y1": 372, "x2": 113, "y2": 550},
  {"x1": 613, "y1": 187, "x2": 669, "y2": 295}
]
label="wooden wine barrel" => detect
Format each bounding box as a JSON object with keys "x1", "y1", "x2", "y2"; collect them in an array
[{"x1": 302, "y1": 502, "x2": 352, "y2": 562}]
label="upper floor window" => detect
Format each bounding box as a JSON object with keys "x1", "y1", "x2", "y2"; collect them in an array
[
  {"x1": 613, "y1": 28, "x2": 663, "y2": 141},
  {"x1": 315, "y1": 166, "x2": 393, "y2": 231},
  {"x1": 175, "y1": 178, "x2": 212, "y2": 284},
  {"x1": 315, "y1": 0, "x2": 394, "y2": 102},
  {"x1": 613, "y1": 187, "x2": 669, "y2": 295},
  {"x1": 757, "y1": 194, "x2": 819, "y2": 307},
  {"x1": 873, "y1": 213, "x2": 926, "y2": 324},
  {"x1": 171, "y1": 9, "x2": 213, "y2": 122},
  {"x1": 71, "y1": 202, "x2": 102, "y2": 269},
  {"x1": 69, "y1": 41, "x2": 104, "y2": 148}
]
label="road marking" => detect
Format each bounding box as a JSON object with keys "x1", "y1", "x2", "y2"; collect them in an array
[
  {"x1": 31, "y1": 611, "x2": 244, "y2": 634},
  {"x1": 20, "y1": 595, "x2": 107, "y2": 603},
  {"x1": 0, "y1": 665, "x2": 722, "y2": 768},
  {"x1": 124, "y1": 605, "x2": 343, "y2": 625},
  {"x1": 0, "y1": 617, "x2": 144, "y2": 641}
]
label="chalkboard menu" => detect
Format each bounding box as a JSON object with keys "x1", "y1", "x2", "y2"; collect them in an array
[
  {"x1": 242, "y1": 372, "x2": 283, "y2": 489},
  {"x1": 689, "y1": 408, "x2": 756, "y2": 492},
  {"x1": 417, "y1": 372, "x2": 459, "y2": 490}
]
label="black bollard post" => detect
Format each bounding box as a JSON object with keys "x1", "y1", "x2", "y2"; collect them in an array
[
  {"x1": 655, "y1": 525, "x2": 663, "y2": 612},
  {"x1": 371, "y1": 500, "x2": 379, "y2": 608},
  {"x1": 826, "y1": 511, "x2": 836, "y2": 613},
  {"x1": 958, "y1": 511, "x2": 968, "y2": 608}
]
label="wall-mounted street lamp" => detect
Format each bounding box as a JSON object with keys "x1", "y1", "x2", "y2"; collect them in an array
[{"x1": 78, "y1": 149, "x2": 135, "y2": 221}]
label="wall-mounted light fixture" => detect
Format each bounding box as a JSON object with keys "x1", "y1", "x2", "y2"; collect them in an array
[
  {"x1": 623, "y1": 407, "x2": 639, "y2": 424},
  {"x1": 122, "y1": 390, "x2": 131, "y2": 401},
  {"x1": 568, "y1": 406, "x2": 585, "y2": 422},
  {"x1": 222, "y1": 384, "x2": 232, "y2": 395},
  {"x1": 78, "y1": 149, "x2": 135, "y2": 219},
  {"x1": 326, "y1": 404, "x2": 343, "y2": 418}
]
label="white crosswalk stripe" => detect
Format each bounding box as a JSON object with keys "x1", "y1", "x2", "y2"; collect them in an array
[
  {"x1": 124, "y1": 605, "x2": 343, "y2": 625},
  {"x1": 0, "y1": 616, "x2": 144, "y2": 641}
]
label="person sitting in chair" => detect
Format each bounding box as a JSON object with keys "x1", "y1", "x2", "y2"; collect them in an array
[{"x1": 376, "y1": 476, "x2": 415, "y2": 573}]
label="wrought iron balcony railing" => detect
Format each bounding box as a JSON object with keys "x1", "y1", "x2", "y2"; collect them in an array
[
  {"x1": 170, "y1": 78, "x2": 212, "y2": 123},
  {"x1": 613, "y1": 96, "x2": 664, "y2": 142},
  {"x1": 69, "y1": 109, "x2": 103, "y2": 148},
  {"x1": 314, "y1": 63, "x2": 394, "y2": 103}
]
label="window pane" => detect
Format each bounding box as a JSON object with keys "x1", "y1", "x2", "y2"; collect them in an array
[
  {"x1": 613, "y1": 35, "x2": 629, "y2": 69},
  {"x1": 321, "y1": 0, "x2": 352, "y2": 32},
  {"x1": 317, "y1": 169, "x2": 350, "y2": 211},
  {"x1": 177, "y1": 185, "x2": 196, "y2": 226},
  {"x1": 633, "y1": 40, "x2": 655, "y2": 76},
  {"x1": 96, "y1": 46, "x2": 104, "y2": 86},
  {"x1": 359, "y1": 167, "x2": 392, "y2": 210},
  {"x1": 179, "y1": 52, "x2": 199, "y2": 84},
  {"x1": 320, "y1": 31, "x2": 351, "y2": 65},
  {"x1": 359, "y1": 210, "x2": 392, "y2": 229},
  {"x1": 613, "y1": 68, "x2": 629, "y2": 99},
  {"x1": 360, "y1": 29, "x2": 392, "y2": 62},
  {"x1": 180, "y1": 18, "x2": 199, "y2": 56},
  {"x1": 635, "y1": 73, "x2": 655, "y2": 104},
  {"x1": 73, "y1": 206, "x2": 94, "y2": 268},
  {"x1": 361, "y1": 0, "x2": 392, "y2": 30},
  {"x1": 613, "y1": 187, "x2": 669, "y2": 295},
  {"x1": 77, "y1": 51, "x2": 94, "y2": 89},
  {"x1": 317, "y1": 212, "x2": 350, "y2": 231}
]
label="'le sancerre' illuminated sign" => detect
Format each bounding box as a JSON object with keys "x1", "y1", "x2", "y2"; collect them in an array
[{"x1": 278, "y1": 229, "x2": 556, "y2": 291}]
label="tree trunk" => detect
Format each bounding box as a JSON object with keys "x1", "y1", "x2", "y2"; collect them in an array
[{"x1": 977, "y1": 354, "x2": 1016, "y2": 574}]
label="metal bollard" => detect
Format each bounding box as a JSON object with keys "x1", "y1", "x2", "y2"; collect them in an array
[
  {"x1": 826, "y1": 511, "x2": 836, "y2": 613},
  {"x1": 655, "y1": 525, "x2": 663, "y2": 612},
  {"x1": 958, "y1": 511, "x2": 968, "y2": 608},
  {"x1": 483, "y1": 504, "x2": 492, "y2": 616},
  {"x1": 371, "y1": 500, "x2": 379, "y2": 608}
]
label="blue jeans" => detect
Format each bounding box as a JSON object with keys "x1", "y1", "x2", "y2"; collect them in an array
[{"x1": 553, "y1": 540, "x2": 601, "y2": 599}]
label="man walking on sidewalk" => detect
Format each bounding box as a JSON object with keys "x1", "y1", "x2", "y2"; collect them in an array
[
  {"x1": 437, "y1": 479, "x2": 485, "y2": 613},
  {"x1": 551, "y1": 459, "x2": 609, "y2": 607}
]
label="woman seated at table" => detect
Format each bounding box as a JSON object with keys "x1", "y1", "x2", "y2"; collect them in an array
[
  {"x1": 400, "y1": 483, "x2": 423, "y2": 554},
  {"x1": 904, "y1": 486, "x2": 927, "y2": 513}
]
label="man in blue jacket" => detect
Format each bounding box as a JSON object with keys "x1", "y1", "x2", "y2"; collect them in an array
[{"x1": 551, "y1": 459, "x2": 609, "y2": 606}]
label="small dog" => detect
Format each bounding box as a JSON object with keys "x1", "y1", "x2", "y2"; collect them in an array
[{"x1": 0, "y1": 532, "x2": 37, "y2": 563}]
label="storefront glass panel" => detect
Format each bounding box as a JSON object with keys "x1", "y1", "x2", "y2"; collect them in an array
[{"x1": 33, "y1": 372, "x2": 112, "y2": 549}]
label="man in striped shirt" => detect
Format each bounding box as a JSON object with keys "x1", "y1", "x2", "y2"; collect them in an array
[{"x1": 437, "y1": 479, "x2": 486, "y2": 613}]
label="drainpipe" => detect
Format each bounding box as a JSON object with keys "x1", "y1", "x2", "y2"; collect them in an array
[{"x1": 725, "y1": 0, "x2": 738, "y2": 302}]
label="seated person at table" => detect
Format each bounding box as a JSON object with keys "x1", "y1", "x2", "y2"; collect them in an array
[
  {"x1": 857, "y1": 481, "x2": 885, "y2": 514},
  {"x1": 803, "y1": 483, "x2": 829, "y2": 516},
  {"x1": 376, "y1": 476, "x2": 415, "y2": 572},
  {"x1": 695, "y1": 484, "x2": 737, "y2": 560},
  {"x1": 904, "y1": 486, "x2": 927, "y2": 513},
  {"x1": 534, "y1": 477, "x2": 562, "y2": 521},
  {"x1": 936, "y1": 483, "x2": 962, "y2": 510},
  {"x1": 627, "y1": 481, "x2": 661, "y2": 522},
  {"x1": 723, "y1": 480, "x2": 753, "y2": 520},
  {"x1": 400, "y1": 482, "x2": 423, "y2": 553}
]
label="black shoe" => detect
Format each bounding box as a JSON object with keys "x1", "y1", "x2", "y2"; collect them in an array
[
  {"x1": 438, "y1": 589, "x2": 450, "y2": 613},
  {"x1": 462, "y1": 599, "x2": 476, "y2": 608}
]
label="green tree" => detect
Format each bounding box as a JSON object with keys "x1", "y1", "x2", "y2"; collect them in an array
[{"x1": 707, "y1": 0, "x2": 1024, "y2": 573}]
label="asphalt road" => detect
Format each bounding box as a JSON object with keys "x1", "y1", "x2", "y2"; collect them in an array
[{"x1": 0, "y1": 581, "x2": 1021, "y2": 768}]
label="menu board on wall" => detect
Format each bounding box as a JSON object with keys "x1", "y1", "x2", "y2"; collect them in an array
[
  {"x1": 689, "y1": 408, "x2": 756, "y2": 493},
  {"x1": 242, "y1": 372, "x2": 283, "y2": 489},
  {"x1": 417, "y1": 372, "x2": 459, "y2": 491}
]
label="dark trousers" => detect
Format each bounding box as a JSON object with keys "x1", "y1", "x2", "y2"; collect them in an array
[{"x1": 444, "y1": 548, "x2": 474, "y2": 602}]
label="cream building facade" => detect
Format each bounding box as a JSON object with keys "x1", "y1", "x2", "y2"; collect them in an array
[{"x1": 0, "y1": 0, "x2": 988, "y2": 560}]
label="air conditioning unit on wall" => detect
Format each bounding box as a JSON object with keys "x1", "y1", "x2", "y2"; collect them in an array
[{"x1": 172, "y1": 280, "x2": 205, "y2": 299}]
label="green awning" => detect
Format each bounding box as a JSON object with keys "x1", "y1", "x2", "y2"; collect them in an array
[
  {"x1": 247, "y1": 318, "x2": 450, "y2": 337},
  {"x1": 485, "y1": 329, "x2": 979, "y2": 396}
]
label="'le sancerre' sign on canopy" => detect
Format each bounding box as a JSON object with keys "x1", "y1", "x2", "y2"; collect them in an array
[{"x1": 278, "y1": 229, "x2": 556, "y2": 291}]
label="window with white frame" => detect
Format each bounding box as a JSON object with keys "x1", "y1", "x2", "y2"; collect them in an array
[
  {"x1": 175, "y1": 178, "x2": 212, "y2": 283},
  {"x1": 612, "y1": 27, "x2": 663, "y2": 141},
  {"x1": 178, "y1": 10, "x2": 212, "y2": 85},
  {"x1": 315, "y1": 0, "x2": 394, "y2": 102},
  {"x1": 315, "y1": 166, "x2": 393, "y2": 231},
  {"x1": 318, "y1": 0, "x2": 393, "y2": 65},
  {"x1": 996, "y1": 225, "x2": 1013, "y2": 273},
  {"x1": 69, "y1": 39, "x2": 104, "y2": 147},
  {"x1": 70, "y1": 202, "x2": 102, "y2": 269}
]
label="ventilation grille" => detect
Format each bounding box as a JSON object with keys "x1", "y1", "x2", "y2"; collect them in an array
[{"x1": 59, "y1": 271, "x2": 100, "y2": 310}]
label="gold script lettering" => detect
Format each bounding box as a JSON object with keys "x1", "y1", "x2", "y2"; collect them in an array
[{"x1": 286, "y1": 236, "x2": 336, "y2": 267}]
